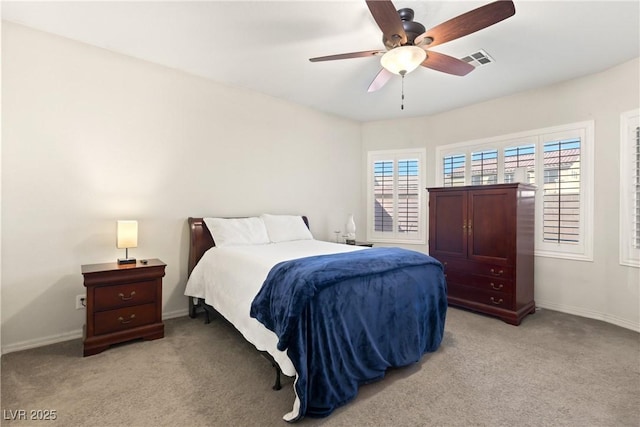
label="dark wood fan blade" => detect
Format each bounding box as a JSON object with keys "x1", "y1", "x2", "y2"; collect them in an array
[
  {"x1": 367, "y1": 68, "x2": 393, "y2": 92},
  {"x1": 421, "y1": 51, "x2": 475, "y2": 76},
  {"x1": 365, "y1": 0, "x2": 407, "y2": 47},
  {"x1": 415, "y1": 0, "x2": 515, "y2": 48},
  {"x1": 309, "y1": 50, "x2": 383, "y2": 62}
]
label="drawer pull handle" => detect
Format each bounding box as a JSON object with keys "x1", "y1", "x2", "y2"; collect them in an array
[
  {"x1": 490, "y1": 282, "x2": 503, "y2": 290},
  {"x1": 490, "y1": 269, "x2": 504, "y2": 277},
  {"x1": 490, "y1": 297, "x2": 504, "y2": 305},
  {"x1": 118, "y1": 291, "x2": 136, "y2": 301},
  {"x1": 118, "y1": 314, "x2": 136, "y2": 324}
]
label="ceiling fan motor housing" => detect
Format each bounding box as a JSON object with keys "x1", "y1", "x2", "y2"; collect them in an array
[{"x1": 383, "y1": 8, "x2": 426, "y2": 49}]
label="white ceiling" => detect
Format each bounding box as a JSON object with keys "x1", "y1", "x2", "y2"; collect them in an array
[{"x1": 2, "y1": 1, "x2": 639, "y2": 122}]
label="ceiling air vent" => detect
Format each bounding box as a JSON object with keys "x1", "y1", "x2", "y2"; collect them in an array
[{"x1": 461, "y1": 49, "x2": 494, "y2": 67}]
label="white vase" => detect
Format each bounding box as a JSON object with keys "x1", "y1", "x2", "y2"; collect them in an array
[{"x1": 346, "y1": 214, "x2": 356, "y2": 244}]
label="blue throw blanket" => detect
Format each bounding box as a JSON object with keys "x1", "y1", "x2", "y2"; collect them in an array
[{"x1": 250, "y1": 247, "x2": 447, "y2": 421}]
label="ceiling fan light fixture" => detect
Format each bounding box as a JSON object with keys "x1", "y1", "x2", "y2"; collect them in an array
[{"x1": 380, "y1": 46, "x2": 426, "y2": 75}]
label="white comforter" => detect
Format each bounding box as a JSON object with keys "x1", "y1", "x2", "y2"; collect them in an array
[{"x1": 184, "y1": 239, "x2": 366, "y2": 377}]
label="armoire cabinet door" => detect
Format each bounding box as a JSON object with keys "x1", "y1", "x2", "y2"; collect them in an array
[
  {"x1": 429, "y1": 190, "x2": 467, "y2": 258},
  {"x1": 467, "y1": 188, "x2": 515, "y2": 265}
]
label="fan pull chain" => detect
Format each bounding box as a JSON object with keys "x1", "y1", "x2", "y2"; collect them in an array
[{"x1": 400, "y1": 70, "x2": 406, "y2": 110}]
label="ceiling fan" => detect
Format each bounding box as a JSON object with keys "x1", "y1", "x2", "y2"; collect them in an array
[{"x1": 309, "y1": 0, "x2": 516, "y2": 93}]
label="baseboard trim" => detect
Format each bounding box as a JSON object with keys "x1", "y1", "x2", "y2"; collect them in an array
[
  {"x1": 536, "y1": 300, "x2": 640, "y2": 333},
  {"x1": 3, "y1": 304, "x2": 636, "y2": 356},
  {"x1": 163, "y1": 308, "x2": 189, "y2": 320},
  {"x1": 2, "y1": 329, "x2": 83, "y2": 355},
  {"x1": 1, "y1": 308, "x2": 191, "y2": 356}
]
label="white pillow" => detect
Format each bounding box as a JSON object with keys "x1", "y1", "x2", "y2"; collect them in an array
[
  {"x1": 261, "y1": 214, "x2": 314, "y2": 243},
  {"x1": 203, "y1": 217, "x2": 270, "y2": 247}
]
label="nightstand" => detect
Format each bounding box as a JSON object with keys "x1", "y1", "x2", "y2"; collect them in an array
[
  {"x1": 81, "y1": 259, "x2": 166, "y2": 356},
  {"x1": 347, "y1": 241, "x2": 374, "y2": 247}
]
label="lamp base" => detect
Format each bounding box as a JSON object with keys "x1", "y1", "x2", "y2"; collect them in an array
[{"x1": 117, "y1": 258, "x2": 136, "y2": 265}]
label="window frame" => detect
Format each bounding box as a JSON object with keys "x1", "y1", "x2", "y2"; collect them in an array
[
  {"x1": 367, "y1": 148, "x2": 426, "y2": 244},
  {"x1": 620, "y1": 108, "x2": 640, "y2": 268},
  {"x1": 435, "y1": 121, "x2": 594, "y2": 261}
]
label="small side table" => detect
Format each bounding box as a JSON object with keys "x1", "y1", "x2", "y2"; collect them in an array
[
  {"x1": 81, "y1": 259, "x2": 166, "y2": 356},
  {"x1": 348, "y1": 241, "x2": 374, "y2": 247}
]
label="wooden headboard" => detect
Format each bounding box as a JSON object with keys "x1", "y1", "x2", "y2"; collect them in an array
[{"x1": 187, "y1": 216, "x2": 309, "y2": 277}]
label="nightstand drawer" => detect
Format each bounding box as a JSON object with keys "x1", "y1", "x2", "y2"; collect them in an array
[
  {"x1": 94, "y1": 303, "x2": 157, "y2": 335},
  {"x1": 94, "y1": 281, "x2": 156, "y2": 311}
]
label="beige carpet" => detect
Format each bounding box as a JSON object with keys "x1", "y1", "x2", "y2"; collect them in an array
[{"x1": 2, "y1": 307, "x2": 639, "y2": 426}]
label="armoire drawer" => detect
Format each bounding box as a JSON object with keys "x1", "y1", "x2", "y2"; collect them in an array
[
  {"x1": 445, "y1": 271, "x2": 514, "y2": 294},
  {"x1": 439, "y1": 257, "x2": 514, "y2": 280},
  {"x1": 447, "y1": 283, "x2": 514, "y2": 310}
]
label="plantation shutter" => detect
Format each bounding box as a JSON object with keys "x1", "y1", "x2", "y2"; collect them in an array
[
  {"x1": 542, "y1": 138, "x2": 581, "y2": 244},
  {"x1": 368, "y1": 149, "x2": 425, "y2": 243},
  {"x1": 504, "y1": 144, "x2": 535, "y2": 184},
  {"x1": 632, "y1": 123, "x2": 640, "y2": 249},
  {"x1": 397, "y1": 159, "x2": 419, "y2": 233},
  {"x1": 443, "y1": 154, "x2": 465, "y2": 187},
  {"x1": 471, "y1": 149, "x2": 498, "y2": 185},
  {"x1": 373, "y1": 161, "x2": 394, "y2": 232}
]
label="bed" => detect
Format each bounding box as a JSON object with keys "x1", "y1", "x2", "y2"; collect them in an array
[{"x1": 185, "y1": 214, "x2": 447, "y2": 422}]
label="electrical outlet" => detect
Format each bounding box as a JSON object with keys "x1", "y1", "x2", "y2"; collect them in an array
[{"x1": 75, "y1": 294, "x2": 86, "y2": 310}]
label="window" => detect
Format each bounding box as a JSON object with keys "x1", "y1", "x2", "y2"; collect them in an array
[
  {"x1": 435, "y1": 121, "x2": 594, "y2": 261},
  {"x1": 620, "y1": 109, "x2": 640, "y2": 267},
  {"x1": 471, "y1": 149, "x2": 498, "y2": 185},
  {"x1": 367, "y1": 149, "x2": 426, "y2": 243}
]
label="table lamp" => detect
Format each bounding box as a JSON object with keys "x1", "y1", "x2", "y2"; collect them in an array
[{"x1": 117, "y1": 220, "x2": 138, "y2": 264}]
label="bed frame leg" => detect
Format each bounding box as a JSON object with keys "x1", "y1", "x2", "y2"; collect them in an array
[
  {"x1": 189, "y1": 297, "x2": 198, "y2": 318},
  {"x1": 272, "y1": 363, "x2": 282, "y2": 391},
  {"x1": 189, "y1": 297, "x2": 213, "y2": 324},
  {"x1": 260, "y1": 351, "x2": 283, "y2": 390}
]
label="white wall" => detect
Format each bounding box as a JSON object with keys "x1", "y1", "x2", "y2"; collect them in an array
[
  {"x1": 1, "y1": 22, "x2": 364, "y2": 352},
  {"x1": 2, "y1": 22, "x2": 638, "y2": 354},
  {"x1": 362, "y1": 58, "x2": 640, "y2": 331}
]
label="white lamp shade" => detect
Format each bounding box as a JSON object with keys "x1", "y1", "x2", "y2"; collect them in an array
[
  {"x1": 380, "y1": 46, "x2": 427, "y2": 75},
  {"x1": 117, "y1": 220, "x2": 138, "y2": 249}
]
